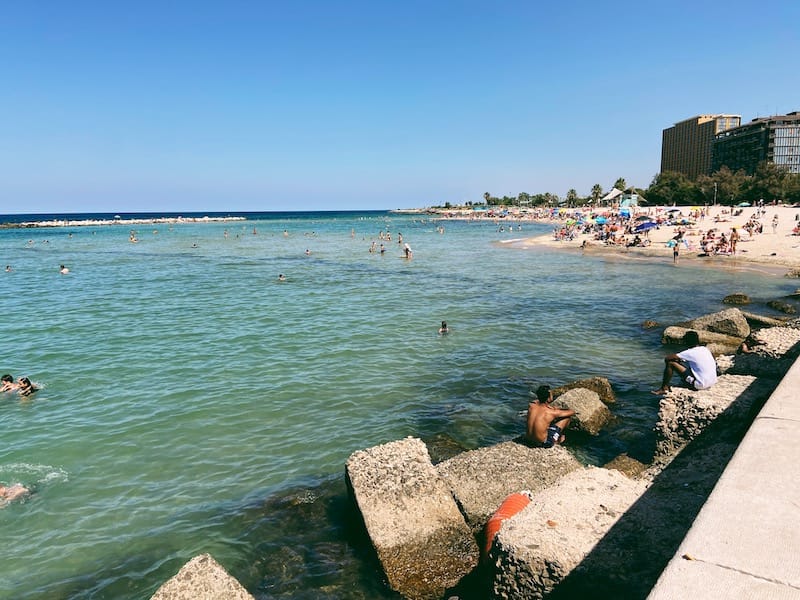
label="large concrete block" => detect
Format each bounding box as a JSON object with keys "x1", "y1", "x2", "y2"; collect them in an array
[
  {"x1": 150, "y1": 554, "x2": 254, "y2": 600},
  {"x1": 436, "y1": 441, "x2": 581, "y2": 530},
  {"x1": 491, "y1": 467, "x2": 647, "y2": 599},
  {"x1": 346, "y1": 437, "x2": 479, "y2": 600}
]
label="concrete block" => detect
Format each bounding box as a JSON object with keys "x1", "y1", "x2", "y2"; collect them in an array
[
  {"x1": 436, "y1": 441, "x2": 581, "y2": 530},
  {"x1": 150, "y1": 553, "x2": 253, "y2": 600},
  {"x1": 346, "y1": 437, "x2": 479, "y2": 599}
]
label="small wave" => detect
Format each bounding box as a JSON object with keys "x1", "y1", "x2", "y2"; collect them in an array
[{"x1": 0, "y1": 463, "x2": 69, "y2": 486}]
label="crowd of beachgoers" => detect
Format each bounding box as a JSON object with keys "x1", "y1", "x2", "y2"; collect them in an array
[{"x1": 426, "y1": 203, "x2": 800, "y2": 270}]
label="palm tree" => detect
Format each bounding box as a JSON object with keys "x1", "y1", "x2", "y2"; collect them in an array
[{"x1": 591, "y1": 183, "x2": 603, "y2": 204}]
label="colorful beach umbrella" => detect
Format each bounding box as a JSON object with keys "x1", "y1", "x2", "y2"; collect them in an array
[{"x1": 634, "y1": 221, "x2": 658, "y2": 233}]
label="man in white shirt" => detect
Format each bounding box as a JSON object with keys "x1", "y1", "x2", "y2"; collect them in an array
[{"x1": 652, "y1": 330, "x2": 717, "y2": 395}]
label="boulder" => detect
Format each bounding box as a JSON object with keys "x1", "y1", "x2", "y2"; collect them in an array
[
  {"x1": 552, "y1": 388, "x2": 611, "y2": 435},
  {"x1": 491, "y1": 468, "x2": 647, "y2": 599},
  {"x1": 740, "y1": 310, "x2": 786, "y2": 329},
  {"x1": 150, "y1": 554, "x2": 254, "y2": 600},
  {"x1": 553, "y1": 376, "x2": 616, "y2": 405},
  {"x1": 685, "y1": 308, "x2": 750, "y2": 338},
  {"x1": 642, "y1": 319, "x2": 660, "y2": 329},
  {"x1": 767, "y1": 299, "x2": 797, "y2": 314},
  {"x1": 603, "y1": 454, "x2": 647, "y2": 478},
  {"x1": 784, "y1": 268, "x2": 800, "y2": 278},
  {"x1": 435, "y1": 441, "x2": 581, "y2": 530},
  {"x1": 345, "y1": 437, "x2": 479, "y2": 600},
  {"x1": 722, "y1": 292, "x2": 751, "y2": 305},
  {"x1": 661, "y1": 326, "x2": 743, "y2": 354}
]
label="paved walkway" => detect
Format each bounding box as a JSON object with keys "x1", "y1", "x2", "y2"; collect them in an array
[{"x1": 648, "y1": 354, "x2": 800, "y2": 599}]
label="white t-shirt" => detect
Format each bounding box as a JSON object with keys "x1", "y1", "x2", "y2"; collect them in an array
[{"x1": 677, "y1": 346, "x2": 718, "y2": 389}]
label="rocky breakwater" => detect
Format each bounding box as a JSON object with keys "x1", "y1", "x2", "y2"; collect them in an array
[
  {"x1": 345, "y1": 303, "x2": 800, "y2": 600},
  {"x1": 490, "y1": 310, "x2": 800, "y2": 599}
]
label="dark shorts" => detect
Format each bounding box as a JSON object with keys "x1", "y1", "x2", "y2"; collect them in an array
[
  {"x1": 680, "y1": 368, "x2": 698, "y2": 390},
  {"x1": 541, "y1": 425, "x2": 562, "y2": 448}
]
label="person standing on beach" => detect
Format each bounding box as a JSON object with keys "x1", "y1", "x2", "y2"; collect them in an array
[
  {"x1": 730, "y1": 227, "x2": 740, "y2": 254},
  {"x1": 525, "y1": 385, "x2": 575, "y2": 448},
  {"x1": 772, "y1": 214, "x2": 779, "y2": 234},
  {"x1": 673, "y1": 241, "x2": 679, "y2": 264},
  {"x1": 651, "y1": 330, "x2": 717, "y2": 395}
]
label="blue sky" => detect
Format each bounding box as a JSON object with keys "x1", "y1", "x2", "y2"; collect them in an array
[{"x1": 1, "y1": 1, "x2": 798, "y2": 214}]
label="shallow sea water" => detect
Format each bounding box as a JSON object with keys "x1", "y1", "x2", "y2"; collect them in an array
[{"x1": 0, "y1": 211, "x2": 795, "y2": 599}]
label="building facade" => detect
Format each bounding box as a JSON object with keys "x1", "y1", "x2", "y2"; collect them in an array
[
  {"x1": 661, "y1": 114, "x2": 741, "y2": 179},
  {"x1": 712, "y1": 112, "x2": 800, "y2": 175}
]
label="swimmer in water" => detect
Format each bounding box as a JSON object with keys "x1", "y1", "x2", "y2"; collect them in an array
[
  {"x1": 1, "y1": 374, "x2": 17, "y2": 392},
  {"x1": 0, "y1": 484, "x2": 30, "y2": 504},
  {"x1": 17, "y1": 377, "x2": 38, "y2": 396}
]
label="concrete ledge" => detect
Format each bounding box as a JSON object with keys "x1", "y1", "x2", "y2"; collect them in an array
[{"x1": 648, "y1": 354, "x2": 800, "y2": 598}]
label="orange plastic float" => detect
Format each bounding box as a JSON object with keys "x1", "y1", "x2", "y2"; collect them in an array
[{"x1": 483, "y1": 491, "x2": 532, "y2": 558}]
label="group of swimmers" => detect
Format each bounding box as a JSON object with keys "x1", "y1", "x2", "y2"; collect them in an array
[
  {"x1": 1, "y1": 374, "x2": 38, "y2": 396},
  {"x1": 1, "y1": 375, "x2": 37, "y2": 503}
]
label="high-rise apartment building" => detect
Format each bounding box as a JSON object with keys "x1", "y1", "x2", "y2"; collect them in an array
[
  {"x1": 712, "y1": 112, "x2": 800, "y2": 175},
  {"x1": 661, "y1": 114, "x2": 741, "y2": 179}
]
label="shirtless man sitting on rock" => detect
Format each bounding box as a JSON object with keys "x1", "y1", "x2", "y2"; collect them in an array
[{"x1": 526, "y1": 385, "x2": 575, "y2": 448}]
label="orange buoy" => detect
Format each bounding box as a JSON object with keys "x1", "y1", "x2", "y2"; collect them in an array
[{"x1": 483, "y1": 491, "x2": 532, "y2": 558}]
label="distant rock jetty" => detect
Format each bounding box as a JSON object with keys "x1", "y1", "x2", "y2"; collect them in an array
[{"x1": 1, "y1": 215, "x2": 246, "y2": 228}]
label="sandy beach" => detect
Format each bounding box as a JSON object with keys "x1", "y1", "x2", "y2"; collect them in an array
[{"x1": 512, "y1": 204, "x2": 800, "y2": 273}]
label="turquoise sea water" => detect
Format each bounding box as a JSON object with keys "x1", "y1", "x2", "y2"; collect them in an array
[{"x1": 0, "y1": 211, "x2": 795, "y2": 599}]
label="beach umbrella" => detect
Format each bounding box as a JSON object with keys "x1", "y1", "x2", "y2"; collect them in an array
[
  {"x1": 595, "y1": 216, "x2": 607, "y2": 225},
  {"x1": 634, "y1": 221, "x2": 658, "y2": 233},
  {"x1": 666, "y1": 208, "x2": 681, "y2": 213},
  {"x1": 737, "y1": 202, "x2": 751, "y2": 207},
  {"x1": 634, "y1": 215, "x2": 651, "y2": 222}
]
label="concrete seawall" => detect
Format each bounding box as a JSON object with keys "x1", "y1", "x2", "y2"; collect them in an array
[{"x1": 648, "y1": 352, "x2": 800, "y2": 598}]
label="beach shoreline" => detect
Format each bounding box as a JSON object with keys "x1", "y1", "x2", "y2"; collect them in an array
[{"x1": 438, "y1": 204, "x2": 800, "y2": 273}]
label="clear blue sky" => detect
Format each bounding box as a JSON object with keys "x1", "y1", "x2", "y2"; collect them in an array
[{"x1": 1, "y1": 1, "x2": 798, "y2": 214}]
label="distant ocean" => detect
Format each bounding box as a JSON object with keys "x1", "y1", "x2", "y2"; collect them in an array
[{"x1": 0, "y1": 210, "x2": 793, "y2": 598}]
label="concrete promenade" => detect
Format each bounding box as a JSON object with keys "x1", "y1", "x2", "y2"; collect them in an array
[{"x1": 648, "y1": 353, "x2": 800, "y2": 599}]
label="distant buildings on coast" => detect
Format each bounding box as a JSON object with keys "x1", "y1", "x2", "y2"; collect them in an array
[{"x1": 661, "y1": 111, "x2": 800, "y2": 177}]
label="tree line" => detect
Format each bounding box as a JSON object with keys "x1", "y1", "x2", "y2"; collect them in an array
[{"x1": 463, "y1": 164, "x2": 800, "y2": 209}]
